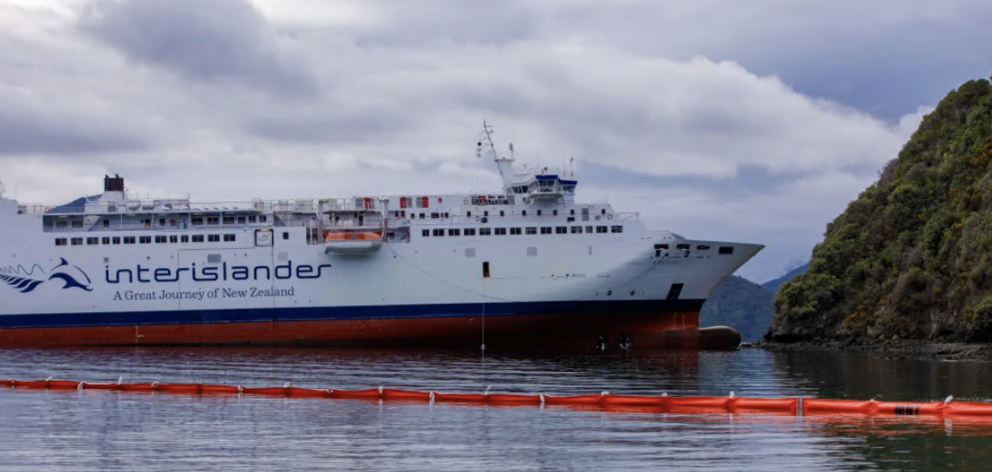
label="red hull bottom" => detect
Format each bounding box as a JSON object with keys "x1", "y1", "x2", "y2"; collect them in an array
[{"x1": 0, "y1": 311, "x2": 738, "y2": 351}]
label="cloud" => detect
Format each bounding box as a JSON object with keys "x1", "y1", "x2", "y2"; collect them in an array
[
  {"x1": 78, "y1": 0, "x2": 317, "y2": 95},
  {"x1": 0, "y1": 0, "x2": 978, "y2": 281}
]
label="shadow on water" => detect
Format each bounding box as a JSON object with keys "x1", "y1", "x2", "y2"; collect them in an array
[{"x1": 2, "y1": 347, "x2": 992, "y2": 470}]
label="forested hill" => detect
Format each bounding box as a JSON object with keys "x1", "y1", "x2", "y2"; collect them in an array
[
  {"x1": 768, "y1": 77, "x2": 992, "y2": 343},
  {"x1": 762, "y1": 263, "x2": 808, "y2": 293},
  {"x1": 699, "y1": 276, "x2": 774, "y2": 342}
]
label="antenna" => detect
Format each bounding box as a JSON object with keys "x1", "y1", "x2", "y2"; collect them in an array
[{"x1": 0, "y1": 175, "x2": 5, "y2": 199}]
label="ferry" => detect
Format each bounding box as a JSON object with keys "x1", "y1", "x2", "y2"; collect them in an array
[{"x1": 0, "y1": 124, "x2": 762, "y2": 350}]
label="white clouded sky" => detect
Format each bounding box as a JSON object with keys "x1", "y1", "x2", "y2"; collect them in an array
[{"x1": 0, "y1": 0, "x2": 988, "y2": 281}]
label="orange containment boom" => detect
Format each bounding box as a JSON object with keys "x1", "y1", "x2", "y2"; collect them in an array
[{"x1": 6, "y1": 379, "x2": 992, "y2": 420}]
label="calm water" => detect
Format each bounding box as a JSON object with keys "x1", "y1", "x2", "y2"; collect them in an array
[{"x1": 2, "y1": 347, "x2": 992, "y2": 471}]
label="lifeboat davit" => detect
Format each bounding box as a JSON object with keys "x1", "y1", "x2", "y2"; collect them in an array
[{"x1": 324, "y1": 231, "x2": 382, "y2": 255}]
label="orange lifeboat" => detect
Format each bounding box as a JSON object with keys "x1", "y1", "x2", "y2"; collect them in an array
[{"x1": 324, "y1": 231, "x2": 383, "y2": 255}]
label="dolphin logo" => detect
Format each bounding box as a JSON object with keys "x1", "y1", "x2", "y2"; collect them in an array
[{"x1": 48, "y1": 258, "x2": 93, "y2": 292}]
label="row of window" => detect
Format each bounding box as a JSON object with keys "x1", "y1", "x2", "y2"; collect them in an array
[
  {"x1": 652, "y1": 243, "x2": 735, "y2": 254},
  {"x1": 55, "y1": 234, "x2": 238, "y2": 246},
  {"x1": 395, "y1": 208, "x2": 609, "y2": 220},
  {"x1": 423, "y1": 225, "x2": 623, "y2": 238}
]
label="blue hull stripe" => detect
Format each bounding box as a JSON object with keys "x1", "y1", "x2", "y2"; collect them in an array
[{"x1": 0, "y1": 299, "x2": 705, "y2": 329}]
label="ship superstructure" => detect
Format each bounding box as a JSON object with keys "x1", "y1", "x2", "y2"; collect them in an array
[{"x1": 0, "y1": 124, "x2": 762, "y2": 349}]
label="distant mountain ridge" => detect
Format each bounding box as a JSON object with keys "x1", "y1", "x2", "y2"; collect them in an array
[
  {"x1": 762, "y1": 263, "x2": 808, "y2": 293},
  {"x1": 699, "y1": 276, "x2": 774, "y2": 342}
]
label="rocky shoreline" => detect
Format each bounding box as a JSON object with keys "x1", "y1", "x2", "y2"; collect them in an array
[{"x1": 744, "y1": 340, "x2": 992, "y2": 362}]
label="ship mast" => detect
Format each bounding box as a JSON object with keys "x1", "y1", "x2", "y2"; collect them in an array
[
  {"x1": 477, "y1": 121, "x2": 515, "y2": 193},
  {"x1": 0, "y1": 175, "x2": 6, "y2": 199}
]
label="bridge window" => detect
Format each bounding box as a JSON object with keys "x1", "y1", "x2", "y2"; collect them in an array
[
  {"x1": 611, "y1": 226, "x2": 623, "y2": 233},
  {"x1": 55, "y1": 238, "x2": 67, "y2": 246},
  {"x1": 238, "y1": 216, "x2": 246, "y2": 224},
  {"x1": 259, "y1": 216, "x2": 267, "y2": 223},
  {"x1": 192, "y1": 217, "x2": 204, "y2": 226},
  {"x1": 207, "y1": 217, "x2": 219, "y2": 225},
  {"x1": 510, "y1": 228, "x2": 522, "y2": 235},
  {"x1": 223, "y1": 216, "x2": 235, "y2": 225},
  {"x1": 719, "y1": 246, "x2": 734, "y2": 255},
  {"x1": 248, "y1": 215, "x2": 257, "y2": 223},
  {"x1": 103, "y1": 220, "x2": 109, "y2": 227},
  {"x1": 159, "y1": 218, "x2": 166, "y2": 226}
]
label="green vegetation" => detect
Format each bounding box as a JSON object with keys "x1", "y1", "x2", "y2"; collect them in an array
[
  {"x1": 762, "y1": 263, "x2": 808, "y2": 293},
  {"x1": 768, "y1": 77, "x2": 992, "y2": 343},
  {"x1": 699, "y1": 276, "x2": 774, "y2": 342}
]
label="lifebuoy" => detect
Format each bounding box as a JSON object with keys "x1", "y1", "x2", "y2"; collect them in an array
[
  {"x1": 463, "y1": 199, "x2": 469, "y2": 205},
  {"x1": 607, "y1": 214, "x2": 613, "y2": 220},
  {"x1": 475, "y1": 216, "x2": 480, "y2": 222}
]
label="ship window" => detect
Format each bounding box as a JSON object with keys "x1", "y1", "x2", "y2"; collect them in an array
[
  {"x1": 553, "y1": 210, "x2": 558, "y2": 216},
  {"x1": 567, "y1": 217, "x2": 575, "y2": 222},
  {"x1": 585, "y1": 226, "x2": 593, "y2": 233},
  {"x1": 697, "y1": 245, "x2": 710, "y2": 250},
  {"x1": 113, "y1": 237, "x2": 121, "y2": 245},
  {"x1": 223, "y1": 217, "x2": 234, "y2": 225},
  {"x1": 282, "y1": 232, "x2": 289, "y2": 240},
  {"x1": 479, "y1": 228, "x2": 492, "y2": 236},
  {"x1": 596, "y1": 226, "x2": 608, "y2": 234},
  {"x1": 72, "y1": 220, "x2": 83, "y2": 228},
  {"x1": 181, "y1": 235, "x2": 189, "y2": 243},
  {"x1": 541, "y1": 227, "x2": 552, "y2": 235},
  {"x1": 482, "y1": 261, "x2": 490, "y2": 278},
  {"x1": 419, "y1": 213, "x2": 426, "y2": 219},
  {"x1": 224, "y1": 234, "x2": 236, "y2": 242},
  {"x1": 101, "y1": 237, "x2": 110, "y2": 245},
  {"x1": 55, "y1": 220, "x2": 68, "y2": 228},
  {"x1": 123, "y1": 236, "x2": 136, "y2": 244},
  {"x1": 259, "y1": 216, "x2": 267, "y2": 223},
  {"x1": 422, "y1": 229, "x2": 429, "y2": 237},
  {"x1": 555, "y1": 226, "x2": 567, "y2": 234},
  {"x1": 510, "y1": 227, "x2": 522, "y2": 235},
  {"x1": 570, "y1": 209, "x2": 575, "y2": 216},
  {"x1": 433, "y1": 229, "x2": 445, "y2": 237},
  {"x1": 464, "y1": 228, "x2": 476, "y2": 236},
  {"x1": 191, "y1": 235, "x2": 204, "y2": 243},
  {"x1": 525, "y1": 227, "x2": 537, "y2": 235},
  {"x1": 87, "y1": 237, "x2": 99, "y2": 245},
  {"x1": 139, "y1": 236, "x2": 151, "y2": 244},
  {"x1": 654, "y1": 244, "x2": 669, "y2": 250},
  {"x1": 207, "y1": 217, "x2": 219, "y2": 225},
  {"x1": 719, "y1": 246, "x2": 734, "y2": 255},
  {"x1": 500, "y1": 211, "x2": 505, "y2": 217},
  {"x1": 248, "y1": 216, "x2": 257, "y2": 223},
  {"x1": 448, "y1": 228, "x2": 461, "y2": 236},
  {"x1": 159, "y1": 218, "x2": 166, "y2": 226},
  {"x1": 570, "y1": 226, "x2": 582, "y2": 234},
  {"x1": 155, "y1": 236, "x2": 167, "y2": 244},
  {"x1": 238, "y1": 216, "x2": 246, "y2": 224},
  {"x1": 467, "y1": 211, "x2": 472, "y2": 217},
  {"x1": 103, "y1": 219, "x2": 110, "y2": 227},
  {"x1": 481, "y1": 217, "x2": 488, "y2": 224},
  {"x1": 537, "y1": 210, "x2": 542, "y2": 216},
  {"x1": 191, "y1": 217, "x2": 204, "y2": 226},
  {"x1": 676, "y1": 244, "x2": 690, "y2": 250},
  {"x1": 611, "y1": 226, "x2": 623, "y2": 233},
  {"x1": 55, "y1": 238, "x2": 67, "y2": 246},
  {"x1": 495, "y1": 228, "x2": 507, "y2": 235},
  {"x1": 601, "y1": 209, "x2": 606, "y2": 215},
  {"x1": 170, "y1": 235, "x2": 178, "y2": 243},
  {"x1": 484, "y1": 211, "x2": 489, "y2": 217},
  {"x1": 208, "y1": 234, "x2": 220, "y2": 242},
  {"x1": 522, "y1": 210, "x2": 527, "y2": 217}
]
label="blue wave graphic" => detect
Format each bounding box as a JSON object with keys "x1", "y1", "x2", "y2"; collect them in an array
[
  {"x1": 0, "y1": 263, "x2": 45, "y2": 277},
  {"x1": 0, "y1": 274, "x2": 44, "y2": 293}
]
